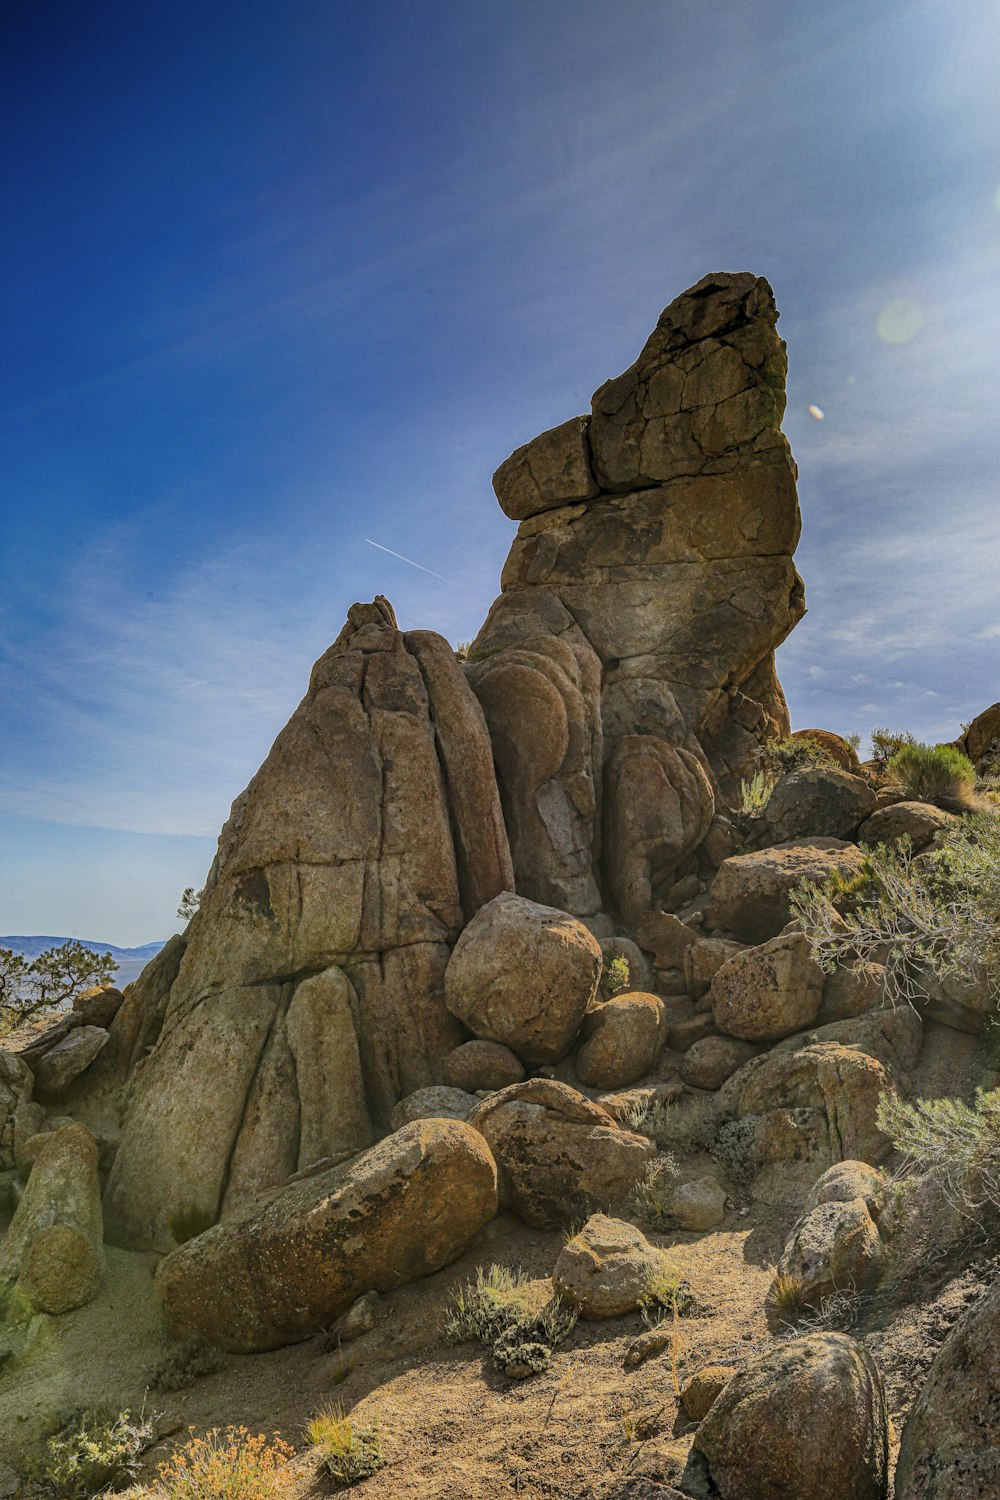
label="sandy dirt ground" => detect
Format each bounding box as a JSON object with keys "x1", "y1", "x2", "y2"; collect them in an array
[{"x1": 0, "y1": 1197, "x2": 986, "y2": 1498}]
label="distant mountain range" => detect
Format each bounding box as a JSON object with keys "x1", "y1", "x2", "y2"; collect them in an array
[{"x1": 0, "y1": 936, "x2": 166, "y2": 987}]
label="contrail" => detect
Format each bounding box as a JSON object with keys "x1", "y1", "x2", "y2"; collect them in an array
[{"x1": 364, "y1": 538, "x2": 451, "y2": 584}]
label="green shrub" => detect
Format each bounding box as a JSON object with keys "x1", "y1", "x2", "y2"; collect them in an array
[
  {"x1": 638, "y1": 1260, "x2": 693, "y2": 1327},
  {"x1": 876, "y1": 1087, "x2": 1000, "y2": 1213},
  {"x1": 885, "y1": 741, "x2": 978, "y2": 810},
  {"x1": 869, "y1": 727, "x2": 917, "y2": 779},
  {"x1": 147, "y1": 1336, "x2": 228, "y2": 1392},
  {"x1": 602, "y1": 953, "x2": 631, "y2": 996},
  {"x1": 738, "y1": 768, "x2": 776, "y2": 817},
  {"x1": 22, "y1": 1407, "x2": 154, "y2": 1499},
  {"x1": 443, "y1": 1263, "x2": 576, "y2": 1377},
  {"x1": 168, "y1": 1203, "x2": 216, "y2": 1245},
  {"x1": 762, "y1": 734, "x2": 837, "y2": 777},
  {"x1": 156, "y1": 1426, "x2": 294, "y2": 1498},
  {"x1": 306, "y1": 1405, "x2": 384, "y2": 1487},
  {"x1": 625, "y1": 1095, "x2": 720, "y2": 1155},
  {"x1": 630, "y1": 1157, "x2": 679, "y2": 1229},
  {"x1": 791, "y1": 811, "x2": 1000, "y2": 1012}
]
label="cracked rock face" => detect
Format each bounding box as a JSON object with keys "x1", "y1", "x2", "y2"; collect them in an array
[
  {"x1": 472, "y1": 272, "x2": 805, "y2": 919},
  {"x1": 105, "y1": 599, "x2": 514, "y2": 1250}
]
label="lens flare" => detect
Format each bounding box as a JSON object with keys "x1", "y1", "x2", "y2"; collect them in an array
[
  {"x1": 807, "y1": 404, "x2": 824, "y2": 420},
  {"x1": 877, "y1": 299, "x2": 923, "y2": 345}
]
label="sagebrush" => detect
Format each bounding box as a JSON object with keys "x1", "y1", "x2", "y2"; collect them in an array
[
  {"x1": 21, "y1": 1407, "x2": 153, "y2": 1499},
  {"x1": 877, "y1": 1086, "x2": 1000, "y2": 1214},
  {"x1": 791, "y1": 812, "x2": 1000, "y2": 1012}
]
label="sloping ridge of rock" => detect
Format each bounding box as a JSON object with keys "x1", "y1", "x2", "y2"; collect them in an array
[
  {"x1": 470, "y1": 270, "x2": 804, "y2": 919},
  {"x1": 105, "y1": 598, "x2": 514, "y2": 1249}
]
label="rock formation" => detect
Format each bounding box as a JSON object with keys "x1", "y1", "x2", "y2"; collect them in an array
[
  {"x1": 469, "y1": 271, "x2": 804, "y2": 919},
  {"x1": 105, "y1": 599, "x2": 513, "y2": 1248},
  {"x1": 98, "y1": 272, "x2": 806, "y2": 1251}
]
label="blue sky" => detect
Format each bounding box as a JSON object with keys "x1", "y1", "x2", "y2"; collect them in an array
[{"x1": 2, "y1": 1, "x2": 998, "y2": 945}]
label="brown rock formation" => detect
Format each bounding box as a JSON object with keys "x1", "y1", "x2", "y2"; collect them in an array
[
  {"x1": 105, "y1": 599, "x2": 513, "y2": 1249},
  {"x1": 471, "y1": 271, "x2": 804, "y2": 920}
]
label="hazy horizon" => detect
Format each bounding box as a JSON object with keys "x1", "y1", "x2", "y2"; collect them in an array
[{"x1": 3, "y1": 1, "x2": 999, "y2": 945}]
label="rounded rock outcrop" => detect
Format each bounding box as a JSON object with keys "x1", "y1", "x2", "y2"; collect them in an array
[
  {"x1": 468, "y1": 1078, "x2": 654, "y2": 1229},
  {"x1": 574, "y1": 992, "x2": 665, "y2": 1089},
  {"x1": 553, "y1": 1213, "x2": 673, "y2": 1318},
  {"x1": 688, "y1": 1332, "x2": 889, "y2": 1500},
  {"x1": 444, "y1": 892, "x2": 602, "y2": 1065}
]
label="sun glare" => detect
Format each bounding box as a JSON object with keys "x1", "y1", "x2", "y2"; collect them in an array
[{"x1": 876, "y1": 298, "x2": 924, "y2": 345}]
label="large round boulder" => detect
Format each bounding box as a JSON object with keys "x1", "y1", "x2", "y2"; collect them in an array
[
  {"x1": 154, "y1": 1118, "x2": 498, "y2": 1352},
  {"x1": 857, "y1": 800, "x2": 956, "y2": 851},
  {"x1": 710, "y1": 931, "x2": 824, "y2": 1042},
  {"x1": 790, "y1": 728, "x2": 862, "y2": 772},
  {"x1": 444, "y1": 892, "x2": 602, "y2": 1065},
  {"x1": 0, "y1": 1122, "x2": 105, "y2": 1316},
  {"x1": 759, "y1": 768, "x2": 875, "y2": 845},
  {"x1": 687, "y1": 1333, "x2": 889, "y2": 1499},
  {"x1": 679, "y1": 1035, "x2": 757, "y2": 1090},
  {"x1": 553, "y1": 1214, "x2": 673, "y2": 1318},
  {"x1": 575, "y1": 992, "x2": 665, "y2": 1089},
  {"x1": 705, "y1": 840, "x2": 865, "y2": 944},
  {"x1": 468, "y1": 1078, "x2": 654, "y2": 1229}
]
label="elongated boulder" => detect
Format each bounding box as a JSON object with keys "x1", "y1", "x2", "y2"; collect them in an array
[
  {"x1": 469, "y1": 272, "x2": 805, "y2": 917},
  {"x1": 687, "y1": 1333, "x2": 889, "y2": 1500},
  {"x1": 0, "y1": 1122, "x2": 105, "y2": 1316},
  {"x1": 106, "y1": 598, "x2": 514, "y2": 1250},
  {"x1": 155, "y1": 1119, "x2": 498, "y2": 1352},
  {"x1": 758, "y1": 768, "x2": 875, "y2": 846}
]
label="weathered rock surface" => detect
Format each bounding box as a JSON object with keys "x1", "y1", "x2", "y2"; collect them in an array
[
  {"x1": 441, "y1": 1040, "x2": 524, "y2": 1093},
  {"x1": 553, "y1": 1214, "x2": 670, "y2": 1318},
  {"x1": 389, "y1": 1086, "x2": 478, "y2": 1129},
  {"x1": 0, "y1": 1053, "x2": 34, "y2": 1172},
  {"x1": 470, "y1": 273, "x2": 804, "y2": 918},
  {"x1": 680, "y1": 1365, "x2": 736, "y2": 1422},
  {"x1": 666, "y1": 1174, "x2": 727, "y2": 1230},
  {"x1": 31, "y1": 1027, "x2": 110, "y2": 1094},
  {"x1": 687, "y1": 1333, "x2": 889, "y2": 1500},
  {"x1": 857, "y1": 800, "x2": 956, "y2": 850},
  {"x1": 718, "y1": 1043, "x2": 892, "y2": 1202},
  {"x1": 768, "y1": 1187, "x2": 885, "y2": 1324},
  {"x1": 155, "y1": 1119, "x2": 497, "y2": 1352},
  {"x1": 710, "y1": 931, "x2": 823, "y2": 1041},
  {"x1": 0, "y1": 1122, "x2": 105, "y2": 1316},
  {"x1": 575, "y1": 992, "x2": 665, "y2": 1089},
  {"x1": 468, "y1": 1079, "x2": 654, "y2": 1228},
  {"x1": 72, "y1": 984, "x2": 125, "y2": 1028},
  {"x1": 634, "y1": 910, "x2": 697, "y2": 969},
  {"x1": 706, "y1": 839, "x2": 864, "y2": 943},
  {"x1": 952, "y1": 699, "x2": 1000, "y2": 770},
  {"x1": 106, "y1": 600, "x2": 514, "y2": 1249},
  {"x1": 818, "y1": 962, "x2": 885, "y2": 1024},
  {"x1": 684, "y1": 938, "x2": 743, "y2": 1000},
  {"x1": 493, "y1": 415, "x2": 601, "y2": 521},
  {"x1": 679, "y1": 1035, "x2": 757, "y2": 1090},
  {"x1": 894, "y1": 1276, "x2": 1000, "y2": 1500},
  {"x1": 444, "y1": 892, "x2": 602, "y2": 1065},
  {"x1": 758, "y1": 768, "x2": 875, "y2": 845}
]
